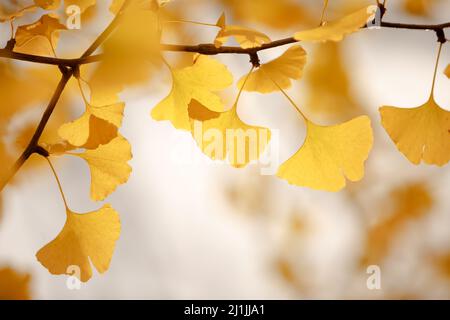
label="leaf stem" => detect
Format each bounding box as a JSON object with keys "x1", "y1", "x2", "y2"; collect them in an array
[
  {"x1": 44, "y1": 157, "x2": 69, "y2": 210},
  {"x1": 163, "y1": 19, "x2": 218, "y2": 28},
  {"x1": 261, "y1": 68, "x2": 308, "y2": 121},
  {"x1": 234, "y1": 66, "x2": 254, "y2": 106},
  {"x1": 319, "y1": 0, "x2": 329, "y2": 25},
  {"x1": 430, "y1": 42, "x2": 443, "y2": 97}
]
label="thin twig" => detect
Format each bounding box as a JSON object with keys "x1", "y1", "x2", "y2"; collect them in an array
[
  {"x1": 0, "y1": 20, "x2": 448, "y2": 65},
  {"x1": 0, "y1": 68, "x2": 72, "y2": 192}
]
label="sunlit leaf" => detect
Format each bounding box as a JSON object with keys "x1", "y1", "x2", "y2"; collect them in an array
[
  {"x1": 152, "y1": 55, "x2": 233, "y2": 130},
  {"x1": 294, "y1": 5, "x2": 377, "y2": 42},
  {"x1": 277, "y1": 116, "x2": 373, "y2": 191},
  {"x1": 237, "y1": 45, "x2": 307, "y2": 93},
  {"x1": 214, "y1": 13, "x2": 271, "y2": 49},
  {"x1": 14, "y1": 14, "x2": 67, "y2": 57},
  {"x1": 380, "y1": 96, "x2": 450, "y2": 166},
  {"x1": 189, "y1": 101, "x2": 271, "y2": 168},
  {"x1": 58, "y1": 93, "x2": 124, "y2": 149},
  {"x1": 36, "y1": 204, "x2": 121, "y2": 282},
  {"x1": 73, "y1": 135, "x2": 132, "y2": 201}
]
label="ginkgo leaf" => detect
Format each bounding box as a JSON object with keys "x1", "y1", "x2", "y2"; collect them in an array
[
  {"x1": 304, "y1": 42, "x2": 361, "y2": 119},
  {"x1": 34, "y1": 0, "x2": 61, "y2": 10},
  {"x1": 36, "y1": 204, "x2": 121, "y2": 282},
  {"x1": 0, "y1": 267, "x2": 31, "y2": 300},
  {"x1": 445, "y1": 64, "x2": 450, "y2": 78},
  {"x1": 380, "y1": 96, "x2": 450, "y2": 166},
  {"x1": 214, "y1": 13, "x2": 271, "y2": 49},
  {"x1": 190, "y1": 101, "x2": 271, "y2": 168},
  {"x1": 72, "y1": 135, "x2": 132, "y2": 201},
  {"x1": 277, "y1": 116, "x2": 373, "y2": 191},
  {"x1": 152, "y1": 55, "x2": 233, "y2": 130},
  {"x1": 14, "y1": 14, "x2": 67, "y2": 56},
  {"x1": 237, "y1": 45, "x2": 307, "y2": 93},
  {"x1": 294, "y1": 5, "x2": 377, "y2": 42},
  {"x1": 58, "y1": 99, "x2": 124, "y2": 149}
]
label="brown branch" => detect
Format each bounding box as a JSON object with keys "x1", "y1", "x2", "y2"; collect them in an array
[{"x1": 1, "y1": 20, "x2": 448, "y2": 65}]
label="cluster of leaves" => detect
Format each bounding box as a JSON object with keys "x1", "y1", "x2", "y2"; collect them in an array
[{"x1": 0, "y1": 0, "x2": 449, "y2": 283}]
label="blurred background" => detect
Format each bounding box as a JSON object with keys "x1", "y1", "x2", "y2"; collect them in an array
[{"x1": 0, "y1": 0, "x2": 450, "y2": 299}]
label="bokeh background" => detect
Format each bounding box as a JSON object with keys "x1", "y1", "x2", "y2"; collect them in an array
[{"x1": 1, "y1": 0, "x2": 450, "y2": 299}]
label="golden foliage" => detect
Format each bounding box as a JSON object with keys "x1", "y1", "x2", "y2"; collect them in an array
[{"x1": 0, "y1": 267, "x2": 31, "y2": 300}]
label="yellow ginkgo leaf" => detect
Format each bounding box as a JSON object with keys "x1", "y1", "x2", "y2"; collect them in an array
[
  {"x1": 58, "y1": 100, "x2": 124, "y2": 149},
  {"x1": 380, "y1": 96, "x2": 450, "y2": 166},
  {"x1": 14, "y1": 14, "x2": 67, "y2": 56},
  {"x1": 36, "y1": 204, "x2": 121, "y2": 282},
  {"x1": 237, "y1": 45, "x2": 307, "y2": 93},
  {"x1": 277, "y1": 116, "x2": 373, "y2": 191},
  {"x1": 190, "y1": 101, "x2": 271, "y2": 168},
  {"x1": 304, "y1": 42, "x2": 361, "y2": 120},
  {"x1": 294, "y1": 5, "x2": 377, "y2": 42},
  {"x1": 445, "y1": 64, "x2": 450, "y2": 78},
  {"x1": 152, "y1": 55, "x2": 233, "y2": 130},
  {"x1": 34, "y1": 0, "x2": 60, "y2": 10},
  {"x1": 214, "y1": 13, "x2": 271, "y2": 49},
  {"x1": 73, "y1": 135, "x2": 132, "y2": 201}
]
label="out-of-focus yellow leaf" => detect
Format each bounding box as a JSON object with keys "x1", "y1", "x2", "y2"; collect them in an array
[
  {"x1": 294, "y1": 5, "x2": 377, "y2": 42},
  {"x1": 36, "y1": 204, "x2": 120, "y2": 282},
  {"x1": 14, "y1": 14, "x2": 67, "y2": 57},
  {"x1": 189, "y1": 101, "x2": 271, "y2": 168},
  {"x1": 152, "y1": 55, "x2": 233, "y2": 131},
  {"x1": 88, "y1": 8, "x2": 161, "y2": 100},
  {"x1": 34, "y1": 0, "x2": 60, "y2": 10},
  {"x1": 0, "y1": 267, "x2": 31, "y2": 300},
  {"x1": 73, "y1": 135, "x2": 132, "y2": 201},
  {"x1": 361, "y1": 183, "x2": 432, "y2": 265},
  {"x1": 214, "y1": 13, "x2": 271, "y2": 49},
  {"x1": 445, "y1": 64, "x2": 450, "y2": 78},
  {"x1": 380, "y1": 96, "x2": 450, "y2": 166},
  {"x1": 434, "y1": 253, "x2": 450, "y2": 279},
  {"x1": 403, "y1": 0, "x2": 434, "y2": 16},
  {"x1": 304, "y1": 42, "x2": 361, "y2": 120},
  {"x1": 237, "y1": 45, "x2": 307, "y2": 93},
  {"x1": 277, "y1": 116, "x2": 373, "y2": 191},
  {"x1": 58, "y1": 96, "x2": 124, "y2": 149},
  {"x1": 220, "y1": 0, "x2": 312, "y2": 29}
]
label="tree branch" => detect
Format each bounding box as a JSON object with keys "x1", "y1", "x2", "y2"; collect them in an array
[{"x1": 1, "y1": 20, "x2": 448, "y2": 65}]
